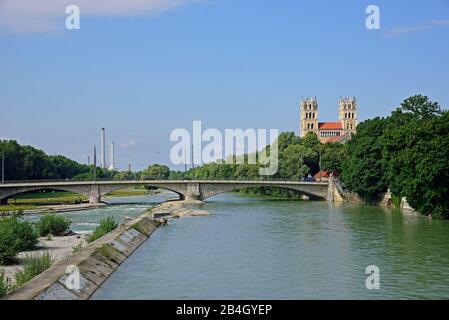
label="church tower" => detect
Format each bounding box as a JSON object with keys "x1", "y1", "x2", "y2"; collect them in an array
[
  {"x1": 300, "y1": 97, "x2": 319, "y2": 137},
  {"x1": 339, "y1": 96, "x2": 358, "y2": 135}
]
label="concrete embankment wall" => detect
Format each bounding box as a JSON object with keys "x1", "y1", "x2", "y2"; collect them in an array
[
  {"x1": 5, "y1": 211, "x2": 160, "y2": 300},
  {"x1": 338, "y1": 186, "x2": 416, "y2": 213},
  {"x1": 378, "y1": 190, "x2": 415, "y2": 212}
]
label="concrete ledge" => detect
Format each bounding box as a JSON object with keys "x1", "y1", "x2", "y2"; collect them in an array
[{"x1": 5, "y1": 211, "x2": 160, "y2": 300}]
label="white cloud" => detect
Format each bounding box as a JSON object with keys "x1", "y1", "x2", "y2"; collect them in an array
[
  {"x1": 433, "y1": 19, "x2": 449, "y2": 26},
  {"x1": 0, "y1": 0, "x2": 192, "y2": 33},
  {"x1": 384, "y1": 17, "x2": 449, "y2": 37},
  {"x1": 385, "y1": 25, "x2": 429, "y2": 37},
  {"x1": 120, "y1": 138, "x2": 137, "y2": 149}
]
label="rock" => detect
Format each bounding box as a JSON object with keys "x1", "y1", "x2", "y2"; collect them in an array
[{"x1": 151, "y1": 200, "x2": 210, "y2": 218}]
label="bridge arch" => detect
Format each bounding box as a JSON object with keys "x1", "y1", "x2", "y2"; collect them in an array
[
  {"x1": 99, "y1": 184, "x2": 185, "y2": 201},
  {"x1": 199, "y1": 183, "x2": 328, "y2": 201},
  {"x1": 0, "y1": 186, "x2": 93, "y2": 204}
]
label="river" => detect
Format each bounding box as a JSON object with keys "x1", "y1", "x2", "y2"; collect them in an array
[{"x1": 30, "y1": 192, "x2": 449, "y2": 299}]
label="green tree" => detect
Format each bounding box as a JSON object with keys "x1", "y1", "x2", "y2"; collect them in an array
[
  {"x1": 321, "y1": 142, "x2": 346, "y2": 173},
  {"x1": 140, "y1": 164, "x2": 170, "y2": 180},
  {"x1": 383, "y1": 96, "x2": 448, "y2": 217},
  {"x1": 341, "y1": 117, "x2": 389, "y2": 202},
  {"x1": 278, "y1": 144, "x2": 314, "y2": 179}
]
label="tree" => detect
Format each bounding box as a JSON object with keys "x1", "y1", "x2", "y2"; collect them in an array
[
  {"x1": 393, "y1": 94, "x2": 443, "y2": 120},
  {"x1": 278, "y1": 144, "x2": 314, "y2": 179},
  {"x1": 140, "y1": 164, "x2": 170, "y2": 180},
  {"x1": 382, "y1": 96, "x2": 448, "y2": 217},
  {"x1": 341, "y1": 117, "x2": 389, "y2": 202},
  {"x1": 0, "y1": 140, "x2": 90, "y2": 181},
  {"x1": 321, "y1": 142, "x2": 345, "y2": 173}
]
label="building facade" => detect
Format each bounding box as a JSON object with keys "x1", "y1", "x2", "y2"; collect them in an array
[{"x1": 300, "y1": 96, "x2": 358, "y2": 143}]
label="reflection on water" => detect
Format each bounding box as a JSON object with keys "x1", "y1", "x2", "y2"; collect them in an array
[{"x1": 90, "y1": 193, "x2": 449, "y2": 300}]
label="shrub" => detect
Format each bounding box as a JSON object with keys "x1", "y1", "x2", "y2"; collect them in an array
[
  {"x1": 35, "y1": 214, "x2": 71, "y2": 237},
  {"x1": 13, "y1": 219, "x2": 39, "y2": 251},
  {"x1": 0, "y1": 272, "x2": 12, "y2": 298},
  {"x1": 15, "y1": 252, "x2": 53, "y2": 287},
  {"x1": 88, "y1": 217, "x2": 118, "y2": 243},
  {"x1": 0, "y1": 216, "x2": 38, "y2": 265}
]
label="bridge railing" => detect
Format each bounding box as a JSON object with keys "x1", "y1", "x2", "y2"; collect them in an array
[{"x1": 0, "y1": 176, "x2": 326, "y2": 184}]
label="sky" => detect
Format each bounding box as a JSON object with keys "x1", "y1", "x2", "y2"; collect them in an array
[{"x1": 1, "y1": 0, "x2": 449, "y2": 170}]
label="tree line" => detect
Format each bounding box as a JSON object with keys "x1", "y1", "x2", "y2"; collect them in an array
[
  {"x1": 0, "y1": 140, "x2": 90, "y2": 181},
  {"x1": 341, "y1": 95, "x2": 448, "y2": 218},
  {"x1": 1, "y1": 95, "x2": 447, "y2": 217}
]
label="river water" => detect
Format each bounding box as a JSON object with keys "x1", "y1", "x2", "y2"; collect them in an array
[{"x1": 30, "y1": 192, "x2": 449, "y2": 299}]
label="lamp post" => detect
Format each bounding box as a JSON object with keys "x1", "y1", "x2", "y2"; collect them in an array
[
  {"x1": 1, "y1": 149, "x2": 4, "y2": 184},
  {"x1": 93, "y1": 145, "x2": 97, "y2": 181},
  {"x1": 318, "y1": 147, "x2": 322, "y2": 182}
]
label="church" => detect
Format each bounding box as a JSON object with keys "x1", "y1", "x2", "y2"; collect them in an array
[{"x1": 300, "y1": 96, "x2": 358, "y2": 143}]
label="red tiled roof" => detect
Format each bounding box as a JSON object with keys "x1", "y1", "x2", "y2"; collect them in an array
[
  {"x1": 314, "y1": 170, "x2": 330, "y2": 179},
  {"x1": 314, "y1": 170, "x2": 340, "y2": 179},
  {"x1": 318, "y1": 122, "x2": 343, "y2": 130}
]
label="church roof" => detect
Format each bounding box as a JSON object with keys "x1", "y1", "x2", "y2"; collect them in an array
[{"x1": 318, "y1": 122, "x2": 343, "y2": 130}]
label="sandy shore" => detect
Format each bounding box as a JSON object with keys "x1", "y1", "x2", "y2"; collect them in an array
[{"x1": 0, "y1": 234, "x2": 87, "y2": 285}]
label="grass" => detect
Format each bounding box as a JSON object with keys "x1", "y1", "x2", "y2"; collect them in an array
[
  {"x1": 6, "y1": 191, "x2": 86, "y2": 206},
  {"x1": 2, "y1": 188, "x2": 152, "y2": 211},
  {"x1": 0, "y1": 205, "x2": 37, "y2": 213},
  {"x1": 96, "y1": 244, "x2": 119, "y2": 260},
  {"x1": 0, "y1": 272, "x2": 13, "y2": 298},
  {"x1": 87, "y1": 217, "x2": 118, "y2": 243},
  {"x1": 14, "y1": 252, "x2": 53, "y2": 287},
  {"x1": 71, "y1": 243, "x2": 83, "y2": 254},
  {"x1": 105, "y1": 188, "x2": 152, "y2": 197}
]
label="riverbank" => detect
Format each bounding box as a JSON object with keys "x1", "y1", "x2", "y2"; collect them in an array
[
  {"x1": 3, "y1": 196, "x2": 213, "y2": 300},
  {"x1": 0, "y1": 188, "x2": 162, "y2": 216},
  {"x1": 4, "y1": 206, "x2": 162, "y2": 300},
  {"x1": 0, "y1": 234, "x2": 88, "y2": 286},
  {"x1": 0, "y1": 203, "x2": 107, "y2": 216}
]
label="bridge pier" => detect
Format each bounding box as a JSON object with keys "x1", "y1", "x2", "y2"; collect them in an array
[
  {"x1": 185, "y1": 183, "x2": 203, "y2": 201},
  {"x1": 89, "y1": 186, "x2": 101, "y2": 204},
  {"x1": 0, "y1": 198, "x2": 8, "y2": 205}
]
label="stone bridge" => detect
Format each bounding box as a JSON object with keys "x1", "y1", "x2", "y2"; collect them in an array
[{"x1": 0, "y1": 180, "x2": 336, "y2": 204}]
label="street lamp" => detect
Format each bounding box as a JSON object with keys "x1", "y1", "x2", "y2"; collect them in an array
[
  {"x1": 318, "y1": 148, "x2": 322, "y2": 182},
  {"x1": 1, "y1": 149, "x2": 4, "y2": 184},
  {"x1": 93, "y1": 145, "x2": 97, "y2": 181}
]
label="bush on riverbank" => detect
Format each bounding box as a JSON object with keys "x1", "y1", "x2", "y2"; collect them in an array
[
  {"x1": 35, "y1": 214, "x2": 71, "y2": 237},
  {"x1": 15, "y1": 252, "x2": 53, "y2": 287},
  {"x1": 0, "y1": 216, "x2": 39, "y2": 265},
  {"x1": 0, "y1": 272, "x2": 13, "y2": 298},
  {"x1": 87, "y1": 217, "x2": 118, "y2": 243}
]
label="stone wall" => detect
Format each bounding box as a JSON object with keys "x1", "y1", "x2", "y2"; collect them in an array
[{"x1": 5, "y1": 211, "x2": 161, "y2": 300}]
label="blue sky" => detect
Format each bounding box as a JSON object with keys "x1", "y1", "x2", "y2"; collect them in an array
[{"x1": 1, "y1": 0, "x2": 449, "y2": 170}]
